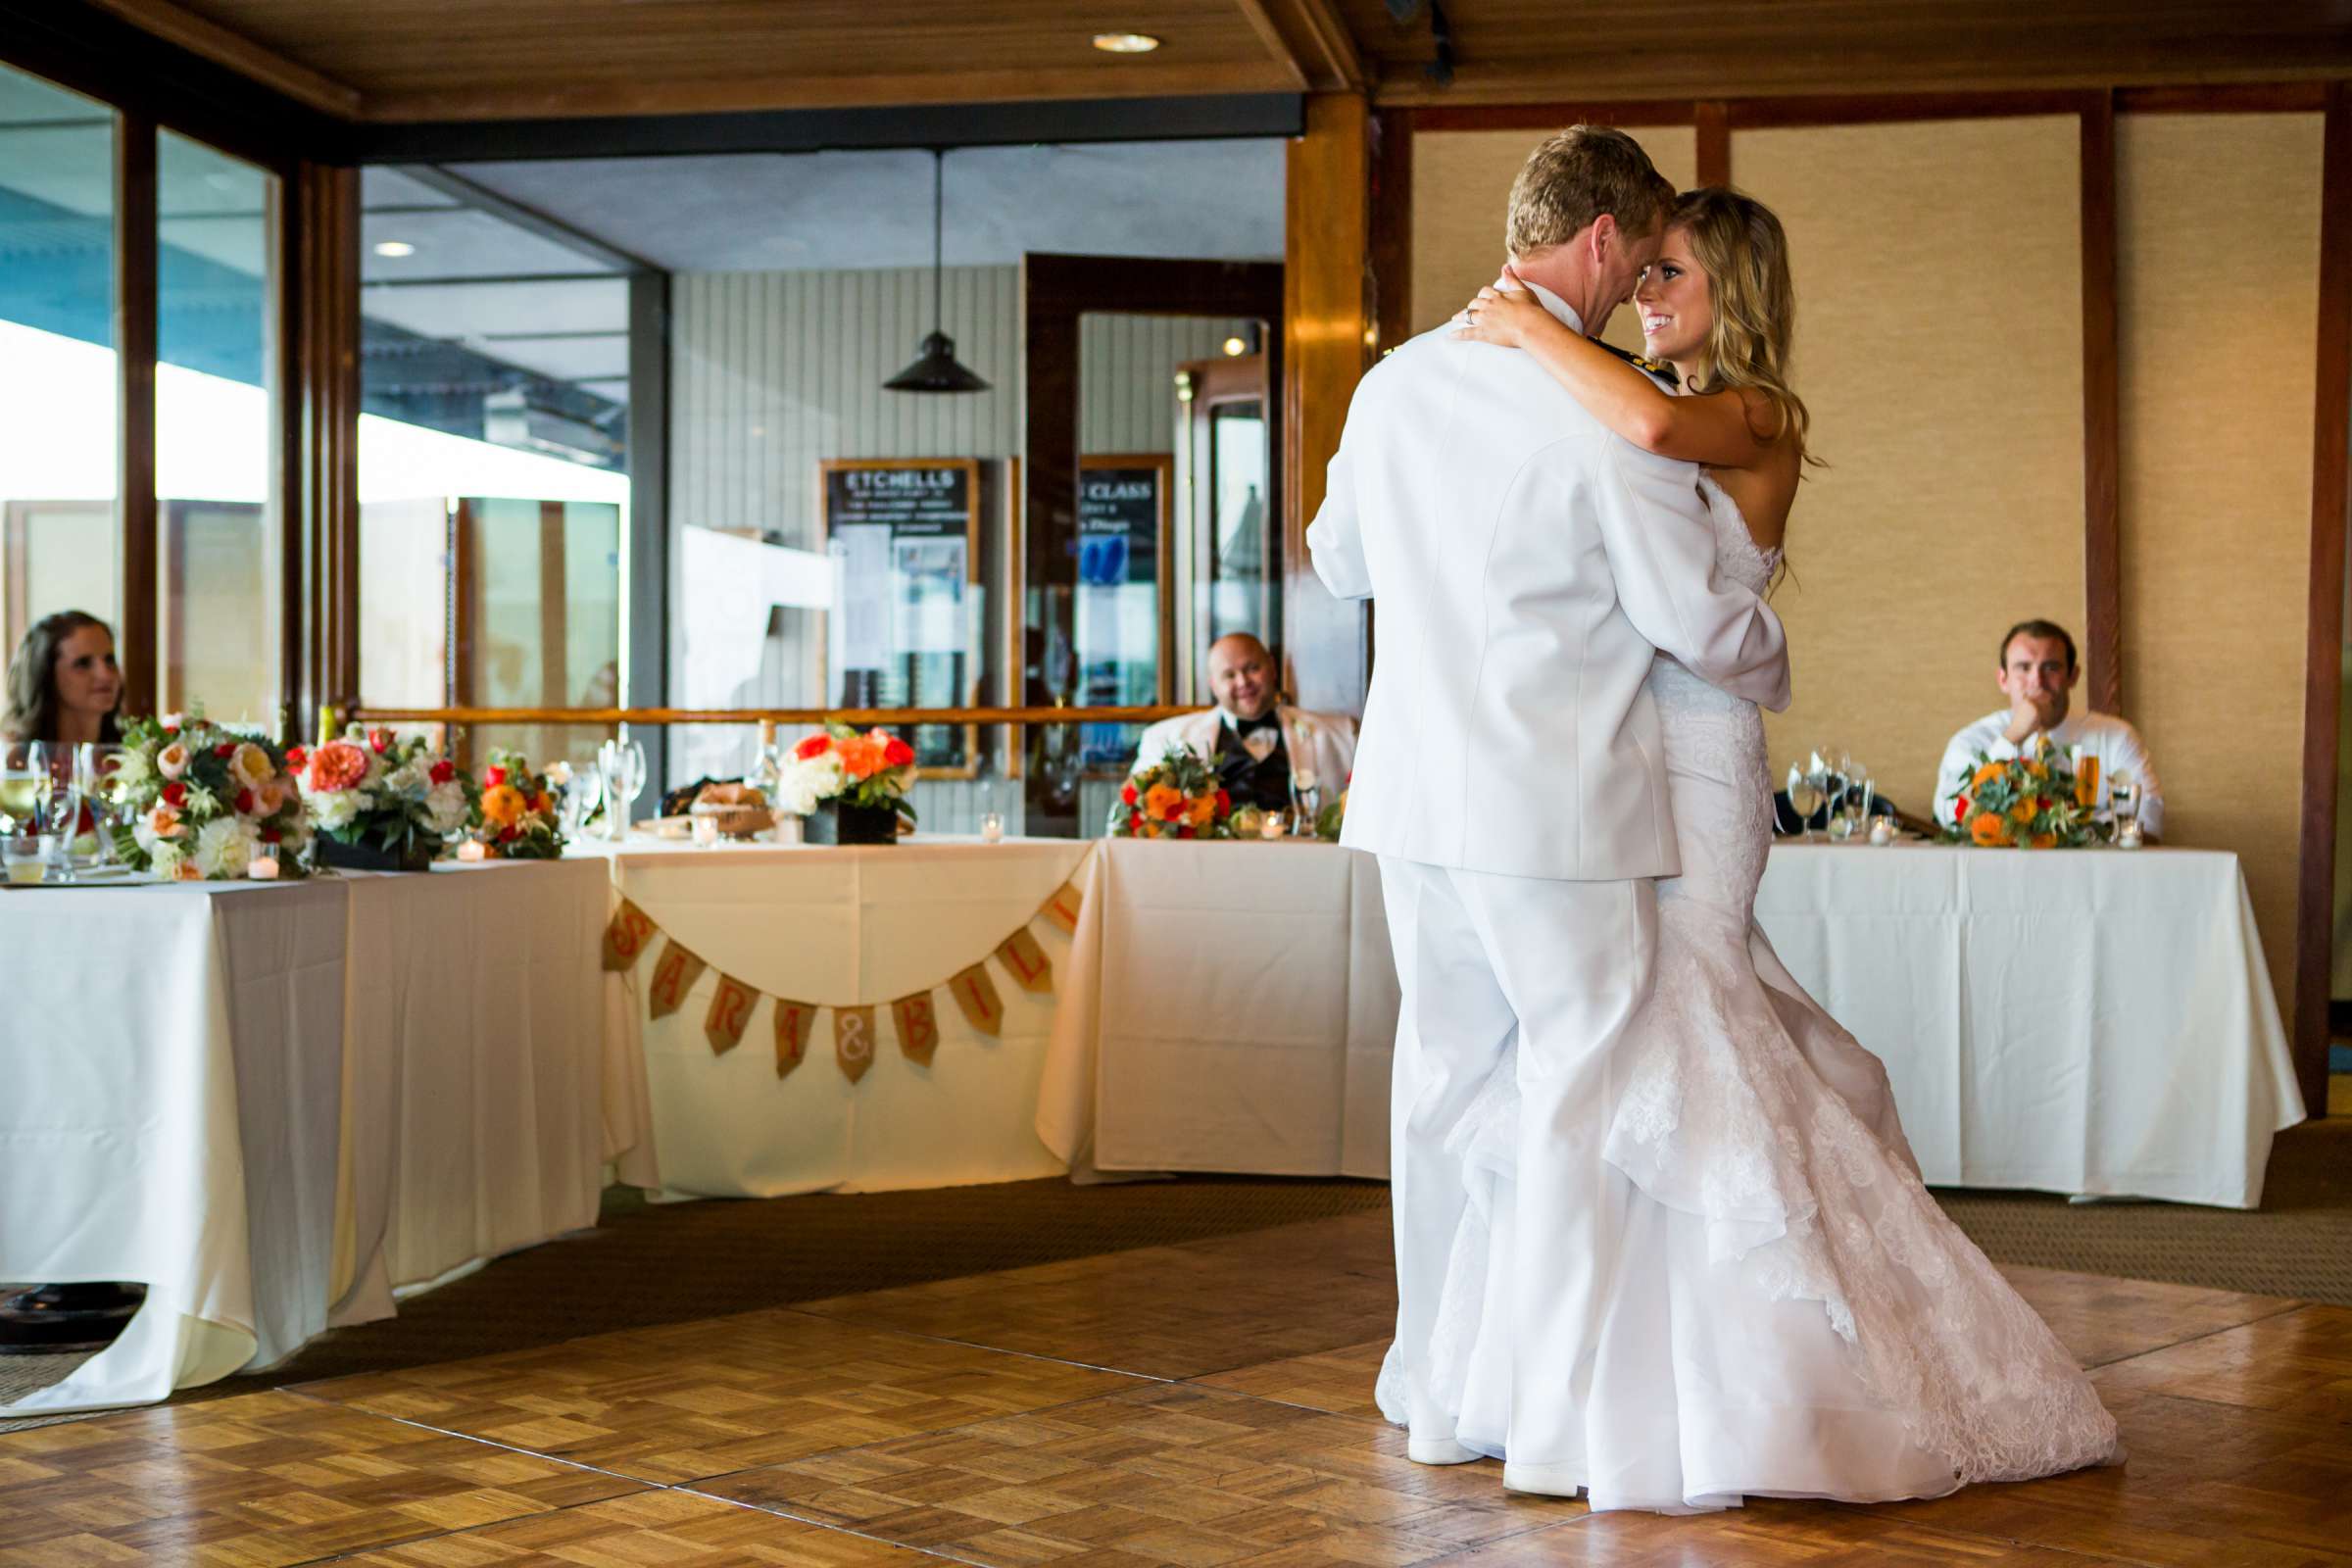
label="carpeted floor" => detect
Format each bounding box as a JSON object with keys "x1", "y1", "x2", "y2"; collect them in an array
[{"x1": 7, "y1": 1083, "x2": 2346, "y2": 1431}]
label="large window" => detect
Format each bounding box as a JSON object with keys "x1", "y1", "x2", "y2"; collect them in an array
[{"x1": 0, "y1": 65, "x2": 117, "y2": 662}]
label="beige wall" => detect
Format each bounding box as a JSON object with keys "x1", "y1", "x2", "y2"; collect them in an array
[
  {"x1": 1406, "y1": 107, "x2": 2331, "y2": 1029},
  {"x1": 1410, "y1": 125, "x2": 1696, "y2": 351},
  {"x1": 2119, "y1": 113, "x2": 2324, "y2": 1010},
  {"x1": 1735, "y1": 116, "x2": 2085, "y2": 810}
]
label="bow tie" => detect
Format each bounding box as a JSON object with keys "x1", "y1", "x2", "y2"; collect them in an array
[{"x1": 1232, "y1": 714, "x2": 1280, "y2": 738}]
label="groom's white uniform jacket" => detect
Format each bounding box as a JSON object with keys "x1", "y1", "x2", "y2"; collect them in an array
[{"x1": 1306, "y1": 286, "x2": 1790, "y2": 882}]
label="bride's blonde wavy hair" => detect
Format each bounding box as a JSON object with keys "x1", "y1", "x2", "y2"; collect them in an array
[{"x1": 1671, "y1": 187, "x2": 1821, "y2": 468}]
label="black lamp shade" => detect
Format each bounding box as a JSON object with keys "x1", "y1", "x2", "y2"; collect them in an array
[{"x1": 885, "y1": 330, "x2": 990, "y2": 394}]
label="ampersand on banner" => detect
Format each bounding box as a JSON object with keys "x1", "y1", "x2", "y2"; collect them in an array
[
  {"x1": 948, "y1": 961, "x2": 1004, "y2": 1037},
  {"x1": 893, "y1": 991, "x2": 941, "y2": 1065},
  {"x1": 603, "y1": 899, "x2": 657, "y2": 970},
  {"x1": 995, "y1": 926, "x2": 1054, "y2": 994},
  {"x1": 1041, "y1": 879, "x2": 1085, "y2": 936},
  {"x1": 835, "y1": 1004, "x2": 876, "y2": 1084},
  {"x1": 704, "y1": 972, "x2": 756, "y2": 1054},
  {"x1": 772, "y1": 998, "x2": 815, "y2": 1078},
  {"x1": 647, "y1": 939, "x2": 709, "y2": 1018}
]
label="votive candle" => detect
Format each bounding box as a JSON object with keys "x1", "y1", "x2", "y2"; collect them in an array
[
  {"x1": 457, "y1": 839, "x2": 489, "y2": 862},
  {"x1": 247, "y1": 855, "x2": 280, "y2": 880}
]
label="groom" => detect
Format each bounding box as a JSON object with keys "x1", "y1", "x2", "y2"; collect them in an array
[{"x1": 1307, "y1": 127, "x2": 1790, "y2": 1494}]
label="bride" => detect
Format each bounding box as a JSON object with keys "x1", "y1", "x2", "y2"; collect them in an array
[{"x1": 1381, "y1": 187, "x2": 2123, "y2": 1511}]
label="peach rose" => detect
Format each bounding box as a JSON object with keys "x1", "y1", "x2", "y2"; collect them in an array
[
  {"x1": 157, "y1": 741, "x2": 190, "y2": 780},
  {"x1": 310, "y1": 740, "x2": 370, "y2": 793},
  {"x1": 231, "y1": 743, "x2": 274, "y2": 792},
  {"x1": 150, "y1": 804, "x2": 185, "y2": 840}
]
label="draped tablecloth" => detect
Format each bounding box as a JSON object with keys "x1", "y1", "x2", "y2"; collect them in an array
[
  {"x1": 2, "y1": 859, "x2": 634, "y2": 1416},
  {"x1": 1754, "y1": 843, "x2": 2304, "y2": 1207},
  {"x1": 1037, "y1": 838, "x2": 1396, "y2": 1179},
  {"x1": 581, "y1": 836, "x2": 1090, "y2": 1199},
  {"x1": 2, "y1": 879, "x2": 347, "y2": 1414}
]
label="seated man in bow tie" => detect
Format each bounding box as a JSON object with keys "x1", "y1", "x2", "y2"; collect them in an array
[
  {"x1": 1933, "y1": 617, "x2": 2165, "y2": 840},
  {"x1": 1130, "y1": 632, "x2": 1357, "y2": 812}
]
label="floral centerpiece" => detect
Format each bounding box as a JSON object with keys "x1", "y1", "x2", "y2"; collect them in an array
[
  {"x1": 780, "y1": 724, "x2": 917, "y2": 845},
  {"x1": 110, "y1": 708, "x2": 310, "y2": 880},
  {"x1": 1111, "y1": 747, "x2": 1234, "y2": 840},
  {"x1": 297, "y1": 725, "x2": 472, "y2": 871},
  {"x1": 1945, "y1": 744, "x2": 2105, "y2": 850},
  {"x1": 467, "y1": 750, "x2": 564, "y2": 858}
]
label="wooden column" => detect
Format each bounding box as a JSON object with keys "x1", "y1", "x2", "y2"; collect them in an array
[
  {"x1": 2294, "y1": 81, "x2": 2352, "y2": 1116},
  {"x1": 2079, "y1": 91, "x2": 2123, "y2": 718},
  {"x1": 1695, "y1": 101, "x2": 1731, "y2": 187},
  {"x1": 1283, "y1": 92, "x2": 1372, "y2": 714},
  {"x1": 293, "y1": 162, "x2": 361, "y2": 714},
  {"x1": 115, "y1": 114, "x2": 157, "y2": 717}
]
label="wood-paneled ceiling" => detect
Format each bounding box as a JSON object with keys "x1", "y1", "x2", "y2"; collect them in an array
[{"x1": 82, "y1": 0, "x2": 2352, "y2": 122}]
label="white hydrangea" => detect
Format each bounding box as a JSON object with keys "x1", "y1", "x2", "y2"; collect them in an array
[
  {"x1": 148, "y1": 839, "x2": 186, "y2": 879},
  {"x1": 383, "y1": 759, "x2": 431, "y2": 800},
  {"x1": 195, "y1": 814, "x2": 261, "y2": 879},
  {"x1": 308, "y1": 789, "x2": 368, "y2": 831},
  {"x1": 422, "y1": 779, "x2": 469, "y2": 836}
]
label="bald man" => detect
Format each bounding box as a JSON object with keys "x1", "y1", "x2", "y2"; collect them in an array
[{"x1": 1131, "y1": 633, "x2": 1358, "y2": 812}]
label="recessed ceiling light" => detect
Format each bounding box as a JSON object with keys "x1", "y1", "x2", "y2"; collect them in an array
[
  {"x1": 1221, "y1": 336, "x2": 1248, "y2": 357},
  {"x1": 373, "y1": 240, "x2": 416, "y2": 258},
  {"x1": 1092, "y1": 32, "x2": 1160, "y2": 53}
]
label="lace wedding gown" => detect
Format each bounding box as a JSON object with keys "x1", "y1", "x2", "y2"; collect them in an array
[{"x1": 1374, "y1": 473, "x2": 2121, "y2": 1512}]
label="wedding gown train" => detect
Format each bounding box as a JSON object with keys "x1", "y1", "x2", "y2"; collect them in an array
[{"x1": 1374, "y1": 474, "x2": 2122, "y2": 1512}]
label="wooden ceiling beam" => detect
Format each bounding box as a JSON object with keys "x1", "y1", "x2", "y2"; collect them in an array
[
  {"x1": 81, "y1": 0, "x2": 364, "y2": 121},
  {"x1": 1233, "y1": 0, "x2": 1369, "y2": 93}
]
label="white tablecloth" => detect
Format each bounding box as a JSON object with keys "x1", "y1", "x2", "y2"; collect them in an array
[
  {"x1": 2, "y1": 859, "x2": 633, "y2": 1415},
  {"x1": 1038, "y1": 838, "x2": 1396, "y2": 1178},
  {"x1": 2, "y1": 879, "x2": 347, "y2": 1413},
  {"x1": 583, "y1": 835, "x2": 1090, "y2": 1198},
  {"x1": 1755, "y1": 844, "x2": 2304, "y2": 1207}
]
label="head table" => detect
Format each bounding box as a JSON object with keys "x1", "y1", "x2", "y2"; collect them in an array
[{"x1": 0, "y1": 858, "x2": 632, "y2": 1417}]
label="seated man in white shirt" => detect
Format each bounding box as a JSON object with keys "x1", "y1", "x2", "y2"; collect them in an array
[
  {"x1": 1933, "y1": 617, "x2": 2164, "y2": 840},
  {"x1": 1131, "y1": 633, "x2": 1357, "y2": 812}
]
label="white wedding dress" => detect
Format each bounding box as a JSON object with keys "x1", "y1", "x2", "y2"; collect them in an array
[{"x1": 1374, "y1": 473, "x2": 2122, "y2": 1512}]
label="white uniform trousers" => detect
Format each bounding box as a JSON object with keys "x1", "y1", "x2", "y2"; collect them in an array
[{"x1": 1378, "y1": 856, "x2": 1657, "y2": 1475}]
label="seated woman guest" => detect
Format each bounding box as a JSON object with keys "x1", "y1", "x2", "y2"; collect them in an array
[
  {"x1": 1933, "y1": 618, "x2": 2163, "y2": 840},
  {"x1": 1130, "y1": 633, "x2": 1356, "y2": 812},
  {"x1": 0, "y1": 609, "x2": 139, "y2": 1355}
]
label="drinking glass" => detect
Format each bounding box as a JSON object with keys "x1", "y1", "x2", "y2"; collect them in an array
[
  {"x1": 559, "y1": 764, "x2": 603, "y2": 842},
  {"x1": 75, "y1": 743, "x2": 130, "y2": 866},
  {"x1": 0, "y1": 740, "x2": 48, "y2": 832},
  {"x1": 1786, "y1": 762, "x2": 1825, "y2": 841},
  {"x1": 1292, "y1": 769, "x2": 1322, "y2": 836},
  {"x1": 37, "y1": 770, "x2": 80, "y2": 881},
  {"x1": 2108, "y1": 771, "x2": 2142, "y2": 848},
  {"x1": 599, "y1": 738, "x2": 647, "y2": 841}
]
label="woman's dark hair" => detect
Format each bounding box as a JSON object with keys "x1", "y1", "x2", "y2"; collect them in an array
[{"x1": 3, "y1": 611, "x2": 122, "y2": 743}]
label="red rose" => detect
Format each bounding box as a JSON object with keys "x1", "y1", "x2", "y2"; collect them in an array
[
  {"x1": 499, "y1": 825, "x2": 520, "y2": 843},
  {"x1": 162, "y1": 781, "x2": 187, "y2": 808},
  {"x1": 284, "y1": 745, "x2": 307, "y2": 769},
  {"x1": 1214, "y1": 789, "x2": 1231, "y2": 813},
  {"x1": 430, "y1": 760, "x2": 456, "y2": 785},
  {"x1": 483, "y1": 764, "x2": 508, "y2": 788},
  {"x1": 1127, "y1": 809, "x2": 1142, "y2": 831},
  {"x1": 162, "y1": 725, "x2": 178, "y2": 738},
  {"x1": 1121, "y1": 783, "x2": 1139, "y2": 806},
  {"x1": 792, "y1": 733, "x2": 827, "y2": 760},
  {"x1": 368, "y1": 728, "x2": 393, "y2": 754},
  {"x1": 883, "y1": 737, "x2": 914, "y2": 767},
  {"x1": 2036, "y1": 796, "x2": 2052, "y2": 814},
  {"x1": 1178, "y1": 824, "x2": 1196, "y2": 839},
  {"x1": 214, "y1": 742, "x2": 236, "y2": 759},
  {"x1": 1164, "y1": 804, "x2": 1186, "y2": 822},
  {"x1": 260, "y1": 828, "x2": 280, "y2": 844},
  {"x1": 234, "y1": 789, "x2": 255, "y2": 814},
  {"x1": 1952, "y1": 797, "x2": 1969, "y2": 823}
]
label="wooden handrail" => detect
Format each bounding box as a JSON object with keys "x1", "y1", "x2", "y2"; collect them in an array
[{"x1": 342, "y1": 704, "x2": 1210, "y2": 727}]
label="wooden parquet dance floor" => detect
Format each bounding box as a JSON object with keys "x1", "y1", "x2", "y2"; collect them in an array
[{"x1": 3, "y1": 1207, "x2": 2346, "y2": 1567}]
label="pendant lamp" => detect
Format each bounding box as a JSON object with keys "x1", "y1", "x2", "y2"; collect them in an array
[{"x1": 886, "y1": 149, "x2": 989, "y2": 394}]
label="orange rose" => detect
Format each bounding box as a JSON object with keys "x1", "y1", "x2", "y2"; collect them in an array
[
  {"x1": 1188, "y1": 794, "x2": 1215, "y2": 826},
  {"x1": 531, "y1": 792, "x2": 553, "y2": 814},
  {"x1": 1143, "y1": 783, "x2": 1181, "y2": 820},
  {"x1": 150, "y1": 804, "x2": 184, "y2": 840},
  {"x1": 481, "y1": 783, "x2": 526, "y2": 827},
  {"x1": 2031, "y1": 832, "x2": 2057, "y2": 849},
  {"x1": 1970, "y1": 812, "x2": 2010, "y2": 847},
  {"x1": 835, "y1": 734, "x2": 886, "y2": 781},
  {"x1": 1970, "y1": 761, "x2": 2004, "y2": 790},
  {"x1": 2010, "y1": 798, "x2": 2037, "y2": 824}
]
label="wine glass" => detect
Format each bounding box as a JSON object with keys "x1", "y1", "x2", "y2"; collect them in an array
[
  {"x1": 559, "y1": 761, "x2": 603, "y2": 843},
  {"x1": 1786, "y1": 762, "x2": 1825, "y2": 841},
  {"x1": 0, "y1": 740, "x2": 48, "y2": 833},
  {"x1": 74, "y1": 743, "x2": 128, "y2": 867},
  {"x1": 599, "y1": 737, "x2": 647, "y2": 841}
]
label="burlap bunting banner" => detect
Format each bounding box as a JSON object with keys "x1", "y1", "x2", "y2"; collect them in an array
[
  {"x1": 772, "y1": 998, "x2": 815, "y2": 1078},
  {"x1": 834, "y1": 1005, "x2": 877, "y2": 1083},
  {"x1": 646, "y1": 939, "x2": 708, "y2": 1018},
  {"x1": 605, "y1": 854, "x2": 1091, "y2": 1081},
  {"x1": 1040, "y1": 879, "x2": 1085, "y2": 936},
  {"x1": 995, "y1": 927, "x2": 1054, "y2": 994},
  {"x1": 603, "y1": 899, "x2": 657, "y2": 970},
  {"x1": 704, "y1": 972, "x2": 757, "y2": 1055},
  {"x1": 948, "y1": 961, "x2": 1004, "y2": 1037}
]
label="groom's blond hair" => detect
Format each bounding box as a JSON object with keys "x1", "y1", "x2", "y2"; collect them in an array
[{"x1": 1504, "y1": 126, "x2": 1673, "y2": 257}]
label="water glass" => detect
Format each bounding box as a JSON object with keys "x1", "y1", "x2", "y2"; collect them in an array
[
  {"x1": 2, "y1": 834, "x2": 44, "y2": 885},
  {"x1": 0, "y1": 740, "x2": 48, "y2": 833},
  {"x1": 979, "y1": 811, "x2": 1004, "y2": 844}
]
